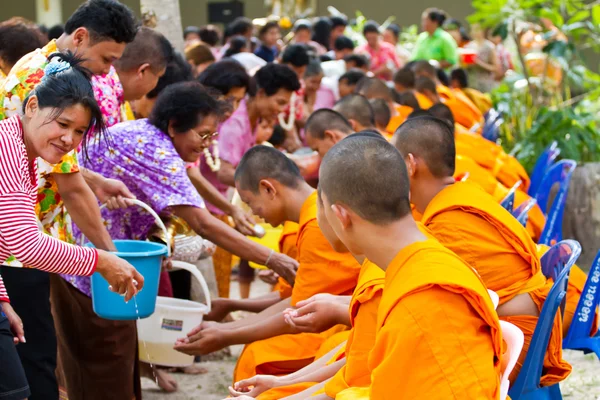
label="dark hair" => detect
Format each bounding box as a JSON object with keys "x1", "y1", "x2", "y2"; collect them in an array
[
  {"x1": 428, "y1": 103, "x2": 455, "y2": 128},
  {"x1": 24, "y1": 52, "x2": 105, "y2": 145},
  {"x1": 443, "y1": 19, "x2": 471, "y2": 42},
  {"x1": 312, "y1": 17, "x2": 332, "y2": 50},
  {"x1": 425, "y1": 8, "x2": 448, "y2": 27},
  {"x1": 183, "y1": 26, "x2": 201, "y2": 39},
  {"x1": 146, "y1": 52, "x2": 194, "y2": 99},
  {"x1": 339, "y1": 69, "x2": 366, "y2": 86},
  {"x1": 393, "y1": 67, "x2": 415, "y2": 89},
  {"x1": 330, "y1": 16, "x2": 348, "y2": 29},
  {"x1": 64, "y1": 0, "x2": 138, "y2": 44},
  {"x1": 149, "y1": 81, "x2": 223, "y2": 134},
  {"x1": 415, "y1": 77, "x2": 438, "y2": 93},
  {"x1": 397, "y1": 91, "x2": 421, "y2": 110},
  {"x1": 223, "y1": 36, "x2": 249, "y2": 58},
  {"x1": 437, "y1": 68, "x2": 450, "y2": 86},
  {"x1": 268, "y1": 124, "x2": 286, "y2": 147},
  {"x1": 249, "y1": 63, "x2": 301, "y2": 97},
  {"x1": 385, "y1": 23, "x2": 401, "y2": 39},
  {"x1": 305, "y1": 109, "x2": 353, "y2": 139},
  {"x1": 363, "y1": 20, "x2": 380, "y2": 36},
  {"x1": 199, "y1": 25, "x2": 221, "y2": 47},
  {"x1": 369, "y1": 98, "x2": 391, "y2": 128},
  {"x1": 334, "y1": 35, "x2": 354, "y2": 51},
  {"x1": 334, "y1": 94, "x2": 375, "y2": 128},
  {"x1": 281, "y1": 44, "x2": 311, "y2": 67},
  {"x1": 320, "y1": 54, "x2": 333, "y2": 62},
  {"x1": 47, "y1": 24, "x2": 64, "y2": 40},
  {"x1": 305, "y1": 59, "x2": 323, "y2": 78},
  {"x1": 114, "y1": 27, "x2": 173, "y2": 74},
  {"x1": 198, "y1": 59, "x2": 250, "y2": 95},
  {"x1": 235, "y1": 146, "x2": 303, "y2": 193},
  {"x1": 259, "y1": 21, "x2": 280, "y2": 38},
  {"x1": 228, "y1": 17, "x2": 253, "y2": 37},
  {"x1": 450, "y1": 68, "x2": 469, "y2": 88},
  {"x1": 0, "y1": 19, "x2": 47, "y2": 70},
  {"x1": 344, "y1": 54, "x2": 369, "y2": 69}
]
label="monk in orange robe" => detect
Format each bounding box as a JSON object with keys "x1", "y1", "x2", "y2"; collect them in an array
[
  {"x1": 332, "y1": 94, "x2": 378, "y2": 134},
  {"x1": 393, "y1": 67, "x2": 433, "y2": 109},
  {"x1": 273, "y1": 221, "x2": 299, "y2": 299},
  {"x1": 317, "y1": 133, "x2": 503, "y2": 399},
  {"x1": 174, "y1": 146, "x2": 362, "y2": 381},
  {"x1": 393, "y1": 116, "x2": 571, "y2": 386}
]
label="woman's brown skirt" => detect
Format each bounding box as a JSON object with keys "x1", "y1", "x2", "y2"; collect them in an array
[{"x1": 50, "y1": 275, "x2": 141, "y2": 400}]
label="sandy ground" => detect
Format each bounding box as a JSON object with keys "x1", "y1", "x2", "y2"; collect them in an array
[{"x1": 141, "y1": 280, "x2": 600, "y2": 400}]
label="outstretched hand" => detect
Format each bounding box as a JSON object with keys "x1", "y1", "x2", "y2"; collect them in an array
[{"x1": 228, "y1": 375, "x2": 279, "y2": 398}]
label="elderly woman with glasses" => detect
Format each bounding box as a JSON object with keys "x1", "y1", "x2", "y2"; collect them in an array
[{"x1": 81, "y1": 81, "x2": 299, "y2": 288}]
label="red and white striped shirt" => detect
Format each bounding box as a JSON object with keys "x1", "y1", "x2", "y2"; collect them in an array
[{"x1": 0, "y1": 116, "x2": 98, "y2": 302}]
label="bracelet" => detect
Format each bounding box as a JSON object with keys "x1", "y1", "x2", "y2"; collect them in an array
[{"x1": 264, "y1": 249, "x2": 274, "y2": 267}]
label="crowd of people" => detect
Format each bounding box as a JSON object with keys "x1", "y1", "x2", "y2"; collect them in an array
[{"x1": 0, "y1": 1, "x2": 591, "y2": 400}]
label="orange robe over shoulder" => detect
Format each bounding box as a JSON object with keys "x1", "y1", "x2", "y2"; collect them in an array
[
  {"x1": 437, "y1": 84, "x2": 483, "y2": 130},
  {"x1": 233, "y1": 191, "x2": 361, "y2": 383},
  {"x1": 415, "y1": 91, "x2": 433, "y2": 109},
  {"x1": 421, "y1": 182, "x2": 571, "y2": 385},
  {"x1": 274, "y1": 221, "x2": 299, "y2": 299},
  {"x1": 386, "y1": 104, "x2": 414, "y2": 135},
  {"x1": 368, "y1": 239, "x2": 503, "y2": 399}
]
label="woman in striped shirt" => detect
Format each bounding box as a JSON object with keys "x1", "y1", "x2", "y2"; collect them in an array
[{"x1": 0, "y1": 53, "x2": 144, "y2": 400}]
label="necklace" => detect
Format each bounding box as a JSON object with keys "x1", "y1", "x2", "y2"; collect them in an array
[
  {"x1": 203, "y1": 140, "x2": 221, "y2": 172},
  {"x1": 278, "y1": 91, "x2": 297, "y2": 131}
]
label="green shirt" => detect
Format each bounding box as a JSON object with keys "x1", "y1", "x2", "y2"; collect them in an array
[{"x1": 411, "y1": 28, "x2": 459, "y2": 65}]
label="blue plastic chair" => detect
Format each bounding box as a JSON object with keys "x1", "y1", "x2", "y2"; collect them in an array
[
  {"x1": 482, "y1": 116, "x2": 504, "y2": 142},
  {"x1": 513, "y1": 198, "x2": 538, "y2": 227},
  {"x1": 536, "y1": 160, "x2": 577, "y2": 246},
  {"x1": 500, "y1": 181, "x2": 523, "y2": 212},
  {"x1": 509, "y1": 240, "x2": 581, "y2": 400},
  {"x1": 563, "y1": 249, "x2": 600, "y2": 358},
  {"x1": 528, "y1": 142, "x2": 561, "y2": 197}
]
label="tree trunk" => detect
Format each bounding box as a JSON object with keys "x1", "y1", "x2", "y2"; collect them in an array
[
  {"x1": 563, "y1": 162, "x2": 600, "y2": 271},
  {"x1": 140, "y1": 0, "x2": 185, "y2": 53}
]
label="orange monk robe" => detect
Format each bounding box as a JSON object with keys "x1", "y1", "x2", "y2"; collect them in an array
[
  {"x1": 421, "y1": 182, "x2": 571, "y2": 385},
  {"x1": 233, "y1": 191, "x2": 362, "y2": 383},
  {"x1": 437, "y1": 84, "x2": 483, "y2": 130},
  {"x1": 368, "y1": 239, "x2": 503, "y2": 399},
  {"x1": 274, "y1": 221, "x2": 299, "y2": 299},
  {"x1": 536, "y1": 244, "x2": 599, "y2": 336},
  {"x1": 415, "y1": 91, "x2": 433, "y2": 109},
  {"x1": 386, "y1": 104, "x2": 414, "y2": 135},
  {"x1": 462, "y1": 87, "x2": 493, "y2": 114}
]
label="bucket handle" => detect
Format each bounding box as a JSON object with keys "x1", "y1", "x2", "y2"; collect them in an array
[
  {"x1": 97, "y1": 199, "x2": 172, "y2": 257},
  {"x1": 170, "y1": 261, "x2": 212, "y2": 312}
]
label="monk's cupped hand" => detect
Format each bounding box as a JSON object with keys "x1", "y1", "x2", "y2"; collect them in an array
[
  {"x1": 267, "y1": 253, "x2": 298, "y2": 287},
  {"x1": 174, "y1": 327, "x2": 228, "y2": 355},
  {"x1": 283, "y1": 300, "x2": 349, "y2": 333},
  {"x1": 228, "y1": 375, "x2": 278, "y2": 398}
]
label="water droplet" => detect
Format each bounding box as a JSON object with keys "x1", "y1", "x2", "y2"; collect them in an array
[{"x1": 134, "y1": 295, "x2": 158, "y2": 386}]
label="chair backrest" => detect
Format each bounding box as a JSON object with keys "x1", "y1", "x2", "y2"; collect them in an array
[
  {"x1": 482, "y1": 117, "x2": 503, "y2": 142},
  {"x1": 509, "y1": 240, "x2": 580, "y2": 399},
  {"x1": 537, "y1": 160, "x2": 577, "y2": 246},
  {"x1": 512, "y1": 198, "x2": 538, "y2": 227},
  {"x1": 500, "y1": 181, "x2": 522, "y2": 212},
  {"x1": 564, "y1": 249, "x2": 600, "y2": 344},
  {"x1": 499, "y1": 320, "x2": 525, "y2": 400},
  {"x1": 528, "y1": 142, "x2": 560, "y2": 197}
]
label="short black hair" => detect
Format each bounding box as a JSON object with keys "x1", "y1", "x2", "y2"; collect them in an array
[
  {"x1": 235, "y1": 146, "x2": 303, "y2": 193},
  {"x1": 228, "y1": 17, "x2": 253, "y2": 36},
  {"x1": 334, "y1": 94, "x2": 375, "y2": 128},
  {"x1": 281, "y1": 44, "x2": 311, "y2": 67},
  {"x1": 393, "y1": 115, "x2": 456, "y2": 178},
  {"x1": 25, "y1": 52, "x2": 105, "y2": 146},
  {"x1": 268, "y1": 124, "x2": 286, "y2": 147},
  {"x1": 223, "y1": 35, "x2": 248, "y2": 58},
  {"x1": 437, "y1": 68, "x2": 450, "y2": 86},
  {"x1": 0, "y1": 19, "x2": 47, "y2": 69},
  {"x1": 385, "y1": 23, "x2": 401, "y2": 39},
  {"x1": 249, "y1": 63, "x2": 301, "y2": 97},
  {"x1": 412, "y1": 60, "x2": 436, "y2": 78},
  {"x1": 355, "y1": 77, "x2": 393, "y2": 102},
  {"x1": 146, "y1": 52, "x2": 194, "y2": 99},
  {"x1": 369, "y1": 98, "x2": 391, "y2": 128},
  {"x1": 428, "y1": 103, "x2": 456, "y2": 130},
  {"x1": 330, "y1": 16, "x2": 348, "y2": 29},
  {"x1": 424, "y1": 8, "x2": 448, "y2": 27},
  {"x1": 339, "y1": 69, "x2": 366, "y2": 86},
  {"x1": 259, "y1": 21, "x2": 280, "y2": 38},
  {"x1": 320, "y1": 134, "x2": 412, "y2": 224},
  {"x1": 198, "y1": 59, "x2": 250, "y2": 96},
  {"x1": 199, "y1": 25, "x2": 221, "y2": 47},
  {"x1": 183, "y1": 26, "x2": 201, "y2": 39},
  {"x1": 397, "y1": 91, "x2": 421, "y2": 110},
  {"x1": 415, "y1": 77, "x2": 438, "y2": 94},
  {"x1": 393, "y1": 67, "x2": 415, "y2": 89},
  {"x1": 450, "y1": 68, "x2": 469, "y2": 89},
  {"x1": 64, "y1": 0, "x2": 138, "y2": 44},
  {"x1": 312, "y1": 17, "x2": 332, "y2": 50},
  {"x1": 149, "y1": 81, "x2": 223, "y2": 134},
  {"x1": 305, "y1": 109, "x2": 353, "y2": 139},
  {"x1": 363, "y1": 20, "x2": 380, "y2": 35},
  {"x1": 114, "y1": 27, "x2": 173, "y2": 74},
  {"x1": 334, "y1": 35, "x2": 354, "y2": 51},
  {"x1": 47, "y1": 24, "x2": 64, "y2": 40},
  {"x1": 344, "y1": 54, "x2": 369, "y2": 69}
]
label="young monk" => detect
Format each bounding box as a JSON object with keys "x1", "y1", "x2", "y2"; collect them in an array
[
  {"x1": 318, "y1": 134, "x2": 503, "y2": 398},
  {"x1": 368, "y1": 98, "x2": 392, "y2": 137},
  {"x1": 355, "y1": 77, "x2": 413, "y2": 133},
  {"x1": 415, "y1": 76, "x2": 442, "y2": 105},
  {"x1": 332, "y1": 94, "x2": 377, "y2": 133},
  {"x1": 392, "y1": 116, "x2": 571, "y2": 385},
  {"x1": 393, "y1": 66, "x2": 433, "y2": 109},
  {"x1": 175, "y1": 147, "x2": 362, "y2": 382}
]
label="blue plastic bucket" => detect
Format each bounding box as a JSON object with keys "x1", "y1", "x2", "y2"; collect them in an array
[{"x1": 88, "y1": 240, "x2": 167, "y2": 320}]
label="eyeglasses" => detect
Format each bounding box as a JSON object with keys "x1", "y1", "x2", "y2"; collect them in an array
[{"x1": 190, "y1": 129, "x2": 219, "y2": 140}]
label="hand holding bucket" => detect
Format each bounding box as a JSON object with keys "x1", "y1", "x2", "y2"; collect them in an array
[{"x1": 95, "y1": 251, "x2": 145, "y2": 302}]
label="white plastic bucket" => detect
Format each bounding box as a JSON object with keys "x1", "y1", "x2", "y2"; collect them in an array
[{"x1": 137, "y1": 261, "x2": 212, "y2": 367}]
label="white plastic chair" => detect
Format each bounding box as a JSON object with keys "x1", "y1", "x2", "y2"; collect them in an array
[{"x1": 499, "y1": 320, "x2": 525, "y2": 400}]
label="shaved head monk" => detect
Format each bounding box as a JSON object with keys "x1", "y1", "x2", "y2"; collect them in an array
[
  {"x1": 176, "y1": 146, "x2": 362, "y2": 382},
  {"x1": 392, "y1": 116, "x2": 571, "y2": 385},
  {"x1": 355, "y1": 77, "x2": 413, "y2": 134},
  {"x1": 332, "y1": 94, "x2": 376, "y2": 133},
  {"x1": 305, "y1": 109, "x2": 356, "y2": 159},
  {"x1": 415, "y1": 76, "x2": 441, "y2": 106},
  {"x1": 318, "y1": 134, "x2": 503, "y2": 399},
  {"x1": 393, "y1": 67, "x2": 433, "y2": 109}
]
